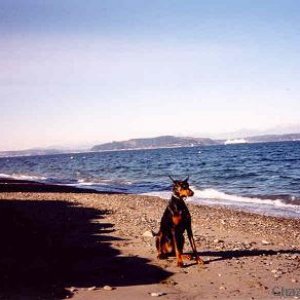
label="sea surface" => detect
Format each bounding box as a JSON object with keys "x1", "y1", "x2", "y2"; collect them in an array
[{"x1": 0, "y1": 141, "x2": 299, "y2": 218}]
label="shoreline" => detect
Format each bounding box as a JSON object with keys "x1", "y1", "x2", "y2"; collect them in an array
[
  {"x1": 0, "y1": 178, "x2": 118, "y2": 194},
  {"x1": 1, "y1": 177, "x2": 299, "y2": 220},
  {"x1": 0, "y1": 189, "x2": 299, "y2": 299}
]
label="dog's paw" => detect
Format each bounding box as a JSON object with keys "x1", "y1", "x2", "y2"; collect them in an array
[
  {"x1": 157, "y1": 253, "x2": 166, "y2": 260},
  {"x1": 177, "y1": 261, "x2": 184, "y2": 268},
  {"x1": 182, "y1": 254, "x2": 192, "y2": 261},
  {"x1": 196, "y1": 257, "x2": 205, "y2": 265}
]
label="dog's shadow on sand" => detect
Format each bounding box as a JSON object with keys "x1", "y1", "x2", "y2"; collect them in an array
[
  {"x1": 184, "y1": 249, "x2": 300, "y2": 267},
  {"x1": 203, "y1": 249, "x2": 300, "y2": 264},
  {"x1": 0, "y1": 199, "x2": 172, "y2": 299}
]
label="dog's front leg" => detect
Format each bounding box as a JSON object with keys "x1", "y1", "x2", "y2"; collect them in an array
[
  {"x1": 187, "y1": 227, "x2": 204, "y2": 265},
  {"x1": 171, "y1": 229, "x2": 183, "y2": 267}
]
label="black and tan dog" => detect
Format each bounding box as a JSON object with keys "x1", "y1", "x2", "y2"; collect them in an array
[{"x1": 156, "y1": 176, "x2": 204, "y2": 267}]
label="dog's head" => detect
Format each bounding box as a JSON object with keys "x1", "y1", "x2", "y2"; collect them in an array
[{"x1": 169, "y1": 176, "x2": 194, "y2": 198}]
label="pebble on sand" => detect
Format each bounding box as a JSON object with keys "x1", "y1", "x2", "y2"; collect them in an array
[
  {"x1": 150, "y1": 292, "x2": 166, "y2": 297},
  {"x1": 143, "y1": 230, "x2": 154, "y2": 237}
]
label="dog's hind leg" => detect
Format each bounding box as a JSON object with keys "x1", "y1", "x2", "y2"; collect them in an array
[
  {"x1": 156, "y1": 232, "x2": 165, "y2": 259},
  {"x1": 157, "y1": 233, "x2": 173, "y2": 259}
]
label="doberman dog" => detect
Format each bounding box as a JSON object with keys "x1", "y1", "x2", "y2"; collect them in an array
[{"x1": 156, "y1": 176, "x2": 204, "y2": 267}]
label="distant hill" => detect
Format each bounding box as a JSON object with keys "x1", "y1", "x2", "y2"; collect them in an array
[
  {"x1": 91, "y1": 135, "x2": 219, "y2": 151},
  {"x1": 92, "y1": 133, "x2": 300, "y2": 151}
]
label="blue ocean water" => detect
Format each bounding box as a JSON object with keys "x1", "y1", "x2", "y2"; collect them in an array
[{"x1": 0, "y1": 141, "x2": 300, "y2": 217}]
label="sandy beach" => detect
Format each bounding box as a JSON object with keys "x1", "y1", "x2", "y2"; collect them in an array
[{"x1": 0, "y1": 181, "x2": 300, "y2": 299}]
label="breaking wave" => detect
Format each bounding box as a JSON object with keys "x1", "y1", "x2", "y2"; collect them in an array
[{"x1": 142, "y1": 187, "x2": 300, "y2": 218}]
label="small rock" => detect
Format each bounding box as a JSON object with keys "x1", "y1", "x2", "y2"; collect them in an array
[
  {"x1": 261, "y1": 240, "x2": 270, "y2": 245},
  {"x1": 292, "y1": 278, "x2": 298, "y2": 283},
  {"x1": 271, "y1": 269, "x2": 277, "y2": 273},
  {"x1": 255, "y1": 282, "x2": 263, "y2": 288},
  {"x1": 214, "y1": 239, "x2": 224, "y2": 244},
  {"x1": 150, "y1": 292, "x2": 166, "y2": 297},
  {"x1": 88, "y1": 286, "x2": 97, "y2": 291},
  {"x1": 103, "y1": 285, "x2": 114, "y2": 291},
  {"x1": 69, "y1": 287, "x2": 77, "y2": 293},
  {"x1": 143, "y1": 231, "x2": 154, "y2": 238}
]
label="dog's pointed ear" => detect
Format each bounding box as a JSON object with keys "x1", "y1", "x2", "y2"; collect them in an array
[
  {"x1": 168, "y1": 175, "x2": 176, "y2": 183},
  {"x1": 184, "y1": 175, "x2": 190, "y2": 182}
]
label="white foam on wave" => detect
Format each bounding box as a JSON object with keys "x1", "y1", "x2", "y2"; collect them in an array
[
  {"x1": 0, "y1": 173, "x2": 47, "y2": 181},
  {"x1": 142, "y1": 187, "x2": 300, "y2": 218},
  {"x1": 77, "y1": 178, "x2": 133, "y2": 186},
  {"x1": 0, "y1": 173, "x2": 12, "y2": 178},
  {"x1": 76, "y1": 178, "x2": 111, "y2": 186},
  {"x1": 192, "y1": 188, "x2": 292, "y2": 208}
]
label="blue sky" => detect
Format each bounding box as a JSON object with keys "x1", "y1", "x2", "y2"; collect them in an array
[{"x1": 1, "y1": 0, "x2": 299, "y2": 150}]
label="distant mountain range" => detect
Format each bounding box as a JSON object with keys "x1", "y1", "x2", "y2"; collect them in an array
[
  {"x1": 91, "y1": 133, "x2": 300, "y2": 152},
  {"x1": 1, "y1": 133, "x2": 299, "y2": 157}
]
